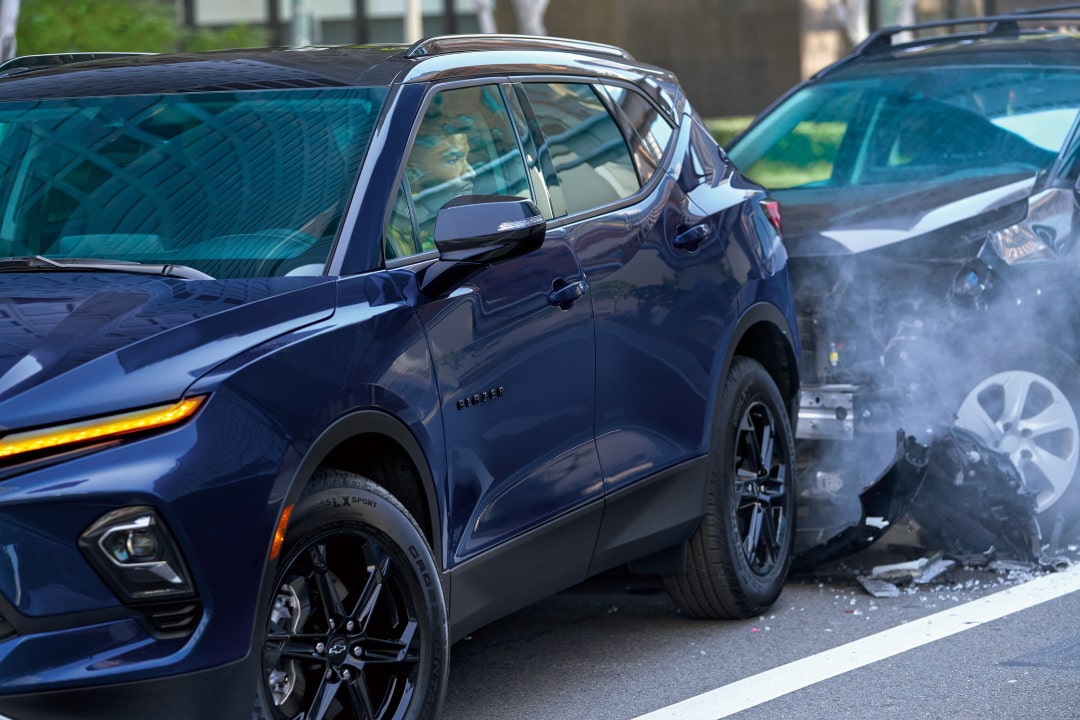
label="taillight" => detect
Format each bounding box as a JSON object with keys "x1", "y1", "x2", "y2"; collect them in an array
[{"x1": 761, "y1": 199, "x2": 782, "y2": 233}]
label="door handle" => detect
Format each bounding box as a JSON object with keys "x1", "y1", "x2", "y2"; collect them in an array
[
  {"x1": 548, "y1": 279, "x2": 590, "y2": 309},
  {"x1": 673, "y1": 223, "x2": 711, "y2": 251}
]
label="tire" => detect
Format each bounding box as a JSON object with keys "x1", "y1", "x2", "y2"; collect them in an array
[
  {"x1": 253, "y1": 470, "x2": 448, "y2": 720},
  {"x1": 663, "y1": 356, "x2": 796, "y2": 619},
  {"x1": 951, "y1": 355, "x2": 1080, "y2": 543}
]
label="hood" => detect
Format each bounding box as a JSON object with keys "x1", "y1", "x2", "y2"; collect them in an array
[
  {"x1": 0, "y1": 273, "x2": 336, "y2": 431},
  {"x1": 775, "y1": 172, "x2": 1036, "y2": 257}
]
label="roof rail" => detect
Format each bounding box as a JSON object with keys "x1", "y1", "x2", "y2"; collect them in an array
[
  {"x1": 0, "y1": 52, "x2": 152, "y2": 76},
  {"x1": 852, "y1": 8, "x2": 1080, "y2": 56},
  {"x1": 404, "y1": 34, "x2": 633, "y2": 61}
]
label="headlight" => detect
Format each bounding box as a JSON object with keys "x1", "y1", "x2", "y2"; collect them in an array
[
  {"x1": 79, "y1": 506, "x2": 196, "y2": 603},
  {"x1": 0, "y1": 396, "x2": 205, "y2": 464},
  {"x1": 988, "y1": 187, "x2": 1075, "y2": 265}
]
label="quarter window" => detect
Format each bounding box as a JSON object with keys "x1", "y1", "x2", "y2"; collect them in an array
[
  {"x1": 601, "y1": 83, "x2": 674, "y2": 185},
  {"x1": 520, "y1": 82, "x2": 640, "y2": 216}
]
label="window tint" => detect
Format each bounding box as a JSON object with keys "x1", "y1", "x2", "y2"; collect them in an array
[
  {"x1": 601, "y1": 83, "x2": 674, "y2": 184},
  {"x1": 728, "y1": 86, "x2": 859, "y2": 189},
  {"x1": 521, "y1": 82, "x2": 640, "y2": 216},
  {"x1": 0, "y1": 88, "x2": 385, "y2": 278},
  {"x1": 680, "y1": 118, "x2": 721, "y2": 190},
  {"x1": 731, "y1": 67, "x2": 1076, "y2": 190},
  {"x1": 385, "y1": 180, "x2": 417, "y2": 259},
  {"x1": 387, "y1": 84, "x2": 531, "y2": 257}
]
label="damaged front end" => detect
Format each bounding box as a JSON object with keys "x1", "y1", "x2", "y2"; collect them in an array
[
  {"x1": 790, "y1": 185, "x2": 1080, "y2": 566},
  {"x1": 795, "y1": 427, "x2": 1044, "y2": 570}
]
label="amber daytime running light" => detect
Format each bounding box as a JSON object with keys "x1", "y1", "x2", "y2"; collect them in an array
[{"x1": 0, "y1": 397, "x2": 206, "y2": 460}]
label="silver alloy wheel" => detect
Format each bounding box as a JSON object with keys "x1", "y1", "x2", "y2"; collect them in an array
[{"x1": 954, "y1": 370, "x2": 1080, "y2": 513}]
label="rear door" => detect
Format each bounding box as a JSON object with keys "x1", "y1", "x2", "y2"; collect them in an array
[{"x1": 515, "y1": 79, "x2": 746, "y2": 569}]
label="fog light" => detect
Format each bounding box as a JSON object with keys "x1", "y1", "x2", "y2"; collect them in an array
[
  {"x1": 79, "y1": 507, "x2": 195, "y2": 603},
  {"x1": 102, "y1": 516, "x2": 159, "y2": 563}
]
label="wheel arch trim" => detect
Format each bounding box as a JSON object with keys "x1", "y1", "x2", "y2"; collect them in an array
[
  {"x1": 286, "y1": 408, "x2": 444, "y2": 563},
  {"x1": 719, "y1": 301, "x2": 800, "y2": 427}
]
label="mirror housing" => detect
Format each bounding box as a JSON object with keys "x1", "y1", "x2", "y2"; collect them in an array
[
  {"x1": 419, "y1": 195, "x2": 547, "y2": 296},
  {"x1": 433, "y1": 195, "x2": 546, "y2": 263}
]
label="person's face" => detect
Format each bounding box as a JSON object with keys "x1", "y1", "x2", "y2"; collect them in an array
[{"x1": 411, "y1": 132, "x2": 474, "y2": 186}]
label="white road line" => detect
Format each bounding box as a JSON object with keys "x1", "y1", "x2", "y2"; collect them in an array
[{"x1": 633, "y1": 564, "x2": 1080, "y2": 720}]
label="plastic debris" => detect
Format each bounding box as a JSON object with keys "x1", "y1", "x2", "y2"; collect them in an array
[
  {"x1": 859, "y1": 577, "x2": 902, "y2": 598},
  {"x1": 914, "y1": 557, "x2": 956, "y2": 584}
]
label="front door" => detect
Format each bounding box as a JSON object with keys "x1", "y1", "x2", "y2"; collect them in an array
[{"x1": 384, "y1": 82, "x2": 602, "y2": 631}]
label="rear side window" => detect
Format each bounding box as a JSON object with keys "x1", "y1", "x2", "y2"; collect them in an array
[
  {"x1": 520, "y1": 82, "x2": 640, "y2": 216},
  {"x1": 600, "y1": 83, "x2": 674, "y2": 185}
]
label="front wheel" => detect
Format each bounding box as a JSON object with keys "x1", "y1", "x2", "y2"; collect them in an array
[
  {"x1": 254, "y1": 470, "x2": 448, "y2": 720},
  {"x1": 664, "y1": 356, "x2": 796, "y2": 619},
  {"x1": 952, "y1": 359, "x2": 1080, "y2": 541}
]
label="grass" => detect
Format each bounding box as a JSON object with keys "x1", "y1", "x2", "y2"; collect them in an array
[{"x1": 705, "y1": 116, "x2": 754, "y2": 148}]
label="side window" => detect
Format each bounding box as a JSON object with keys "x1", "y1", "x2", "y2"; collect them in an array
[
  {"x1": 385, "y1": 179, "x2": 418, "y2": 259},
  {"x1": 520, "y1": 82, "x2": 640, "y2": 216},
  {"x1": 681, "y1": 118, "x2": 722, "y2": 189},
  {"x1": 600, "y1": 83, "x2": 675, "y2": 185},
  {"x1": 386, "y1": 84, "x2": 531, "y2": 258}
]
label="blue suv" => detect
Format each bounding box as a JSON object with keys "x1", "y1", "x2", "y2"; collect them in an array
[{"x1": 0, "y1": 37, "x2": 798, "y2": 720}]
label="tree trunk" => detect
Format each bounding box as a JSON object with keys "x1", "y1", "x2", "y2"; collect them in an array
[
  {"x1": 834, "y1": 0, "x2": 869, "y2": 46},
  {"x1": 0, "y1": 0, "x2": 18, "y2": 62},
  {"x1": 512, "y1": 0, "x2": 550, "y2": 36},
  {"x1": 476, "y1": 0, "x2": 497, "y2": 33}
]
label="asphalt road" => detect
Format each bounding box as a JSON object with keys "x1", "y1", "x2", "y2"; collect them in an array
[{"x1": 442, "y1": 543, "x2": 1080, "y2": 720}]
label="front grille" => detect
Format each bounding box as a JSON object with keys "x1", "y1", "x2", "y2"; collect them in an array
[{"x1": 140, "y1": 601, "x2": 203, "y2": 639}]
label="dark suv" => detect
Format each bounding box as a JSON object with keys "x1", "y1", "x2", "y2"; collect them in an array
[
  {"x1": 0, "y1": 37, "x2": 798, "y2": 719},
  {"x1": 728, "y1": 8, "x2": 1080, "y2": 553}
]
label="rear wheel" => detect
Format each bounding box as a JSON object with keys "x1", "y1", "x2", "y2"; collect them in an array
[
  {"x1": 664, "y1": 356, "x2": 796, "y2": 619},
  {"x1": 254, "y1": 470, "x2": 448, "y2": 720}
]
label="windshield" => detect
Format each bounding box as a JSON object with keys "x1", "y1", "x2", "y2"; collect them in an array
[
  {"x1": 0, "y1": 87, "x2": 387, "y2": 278},
  {"x1": 729, "y1": 66, "x2": 1080, "y2": 190}
]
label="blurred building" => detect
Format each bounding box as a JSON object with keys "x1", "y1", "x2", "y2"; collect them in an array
[
  {"x1": 191, "y1": 0, "x2": 1063, "y2": 119},
  {"x1": 189, "y1": 0, "x2": 478, "y2": 45}
]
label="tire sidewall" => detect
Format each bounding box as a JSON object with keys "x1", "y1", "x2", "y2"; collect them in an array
[
  {"x1": 712, "y1": 357, "x2": 797, "y2": 606},
  {"x1": 255, "y1": 477, "x2": 448, "y2": 720}
]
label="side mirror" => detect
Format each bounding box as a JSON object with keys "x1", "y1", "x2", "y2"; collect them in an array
[
  {"x1": 418, "y1": 195, "x2": 546, "y2": 297},
  {"x1": 432, "y1": 195, "x2": 546, "y2": 263}
]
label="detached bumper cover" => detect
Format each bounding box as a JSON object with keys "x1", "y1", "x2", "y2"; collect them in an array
[{"x1": 795, "y1": 431, "x2": 929, "y2": 567}]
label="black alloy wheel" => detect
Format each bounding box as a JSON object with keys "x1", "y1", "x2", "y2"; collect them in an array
[
  {"x1": 255, "y1": 471, "x2": 447, "y2": 720},
  {"x1": 664, "y1": 356, "x2": 796, "y2": 619},
  {"x1": 733, "y1": 398, "x2": 789, "y2": 577}
]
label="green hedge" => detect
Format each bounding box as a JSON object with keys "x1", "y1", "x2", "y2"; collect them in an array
[{"x1": 705, "y1": 116, "x2": 754, "y2": 148}]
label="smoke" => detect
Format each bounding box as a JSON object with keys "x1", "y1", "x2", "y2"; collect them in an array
[{"x1": 790, "y1": 199, "x2": 1080, "y2": 566}]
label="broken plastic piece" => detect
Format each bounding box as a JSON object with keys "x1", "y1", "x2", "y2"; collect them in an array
[
  {"x1": 872, "y1": 557, "x2": 928, "y2": 579},
  {"x1": 859, "y1": 577, "x2": 901, "y2": 598},
  {"x1": 914, "y1": 557, "x2": 955, "y2": 584}
]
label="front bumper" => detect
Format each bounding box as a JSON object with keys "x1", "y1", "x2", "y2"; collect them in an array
[
  {"x1": 0, "y1": 391, "x2": 288, "y2": 715},
  {"x1": 0, "y1": 654, "x2": 256, "y2": 720},
  {"x1": 795, "y1": 431, "x2": 930, "y2": 565}
]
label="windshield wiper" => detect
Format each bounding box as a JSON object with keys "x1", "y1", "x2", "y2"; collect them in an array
[{"x1": 0, "y1": 256, "x2": 214, "y2": 280}]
